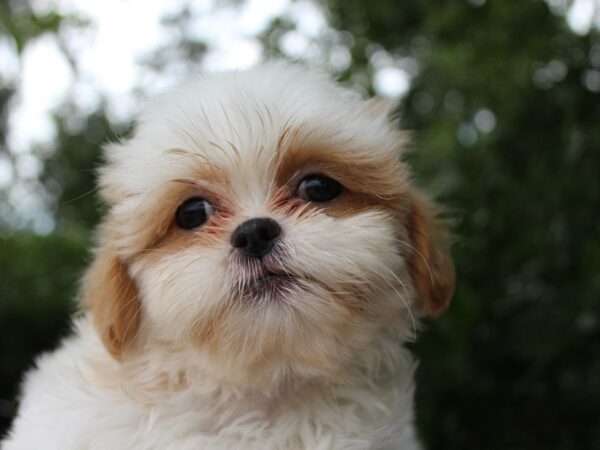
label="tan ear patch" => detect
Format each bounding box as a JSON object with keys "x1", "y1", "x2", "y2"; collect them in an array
[
  {"x1": 407, "y1": 193, "x2": 455, "y2": 316},
  {"x1": 81, "y1": 248, "x2": 141, "y2": 359}
]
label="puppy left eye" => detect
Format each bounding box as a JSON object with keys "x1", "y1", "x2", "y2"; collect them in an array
[
  {"x1": 297, "y1": 174, "x2": 343, "y2": 202},
  {"x1": 175, "y1": 197, "x2": 214, "y2": 229}
]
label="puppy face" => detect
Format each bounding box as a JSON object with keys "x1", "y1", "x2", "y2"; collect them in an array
[{"x1": 82, "y1": 63, "x2": 454, "y2": 387}]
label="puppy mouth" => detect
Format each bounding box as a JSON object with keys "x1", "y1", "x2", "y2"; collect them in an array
[{"x1": 242, "y1": 270, "x2": 301, "y2": 299}]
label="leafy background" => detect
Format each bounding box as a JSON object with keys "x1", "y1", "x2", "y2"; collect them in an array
[{"x1": 1, "y1": 1, "x2": 599, "y2": 448}]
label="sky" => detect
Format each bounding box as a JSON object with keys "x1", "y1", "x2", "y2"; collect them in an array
[{"x1": 0, "y1": 0, "x2": 599, "y2": 232}]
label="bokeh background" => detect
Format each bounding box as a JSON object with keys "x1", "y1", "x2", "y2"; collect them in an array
[{"x1": 1, "y1": 0, "x2": 599, "y2": 448}]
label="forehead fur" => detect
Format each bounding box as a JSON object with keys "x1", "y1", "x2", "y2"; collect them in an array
[{"x1": 101, "y1": 62, "x2": 408, "y2": 202}]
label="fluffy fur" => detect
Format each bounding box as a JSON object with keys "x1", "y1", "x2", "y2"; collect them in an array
[{"x1": 2, "y1": 62, "x2": 454, "y2": 450}]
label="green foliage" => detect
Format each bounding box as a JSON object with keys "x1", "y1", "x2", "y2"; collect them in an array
[
  {"x1": 0, "y1": 232, "x2": 87, "y2": 432},
  {"x1": 0, "y1": 1, "x2": 85, "y2": 54},
  {"x1": 41, "y1": 107, "x2": 128, "y2": 233}
]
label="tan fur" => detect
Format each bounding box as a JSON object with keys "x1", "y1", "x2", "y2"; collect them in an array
[
  {"x1": 275, "y1": 140, "x2": 410, "y2": 200},
  {"x1": 365, "y1": 98, "x2": 399, "y2": 119},
  {"x1": 406, "y1": 192, "x2": 455, "y2": 316},
  {"x1": 81, "y1": 247, "x2": 142, "y2": 359}
]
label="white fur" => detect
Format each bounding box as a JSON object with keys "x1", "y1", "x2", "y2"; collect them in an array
[
  {"x1": 3, "y1": 319, "x2": 420, "y2": 450},
  {"x1": 2, "y1": 63, "x2": 427, "y2": 449}
]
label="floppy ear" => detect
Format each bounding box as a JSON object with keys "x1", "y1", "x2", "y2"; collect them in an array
[
  {"x1": 81, "y1": 246, "x2": 141, "y2": 359},
  {"x1": 406, "y1": 192, "x2": 455, "y2": 316}
]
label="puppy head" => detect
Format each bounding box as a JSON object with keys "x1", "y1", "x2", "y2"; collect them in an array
[{"x1": 81, "y1": 63, "x2": 454, "y2": 387}]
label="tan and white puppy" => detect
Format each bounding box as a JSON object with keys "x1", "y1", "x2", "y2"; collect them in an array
[{"x1": 2, "y1": 62, "x2": 454, "y2": 450}]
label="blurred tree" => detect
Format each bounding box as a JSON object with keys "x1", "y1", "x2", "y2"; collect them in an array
[{"x1": 0, "y1": 231, "x2": 85, "y2": 430}]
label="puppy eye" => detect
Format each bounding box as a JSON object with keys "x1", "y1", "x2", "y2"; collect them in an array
[
  {"x1": 297, "y1": 175, "x2": 343, "y2": 202},
  {"x1": 175, "y1": 197, "x2": 214, "y2": 229}
]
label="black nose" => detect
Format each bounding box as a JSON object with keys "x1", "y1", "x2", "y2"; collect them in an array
[{"x1": 231, "y1": 218, "x2": 281, "y2": 258}]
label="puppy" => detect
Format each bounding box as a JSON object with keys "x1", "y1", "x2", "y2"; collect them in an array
[{"x1": 2, "y1": 62, "x2": 454, "y2": 450}]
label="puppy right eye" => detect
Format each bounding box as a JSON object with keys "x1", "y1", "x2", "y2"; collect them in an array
[
  {"x1": 175, "y1": 197, "x2": 214, "y2": 229},
  {"x1": 297, "y1": 174, "x2": 343, "y2": 203}
]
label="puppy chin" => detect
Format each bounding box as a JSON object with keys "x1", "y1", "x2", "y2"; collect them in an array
[{"x1": 131, "y1": 259, "x2": 386, "y2": 391}]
